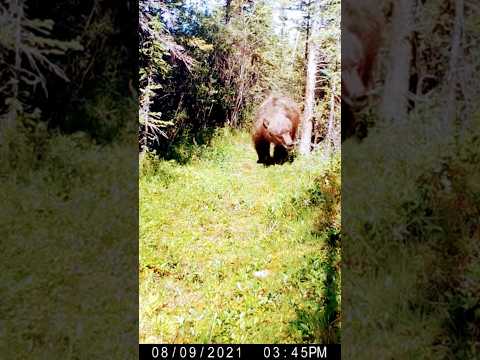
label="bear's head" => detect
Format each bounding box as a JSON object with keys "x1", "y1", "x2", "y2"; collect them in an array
[{"x1": 264, "y1": 115, "x2": 295, "y2": 150}]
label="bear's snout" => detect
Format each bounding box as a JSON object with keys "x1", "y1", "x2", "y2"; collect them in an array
[{"x1": 280, "y1": 133, "x2": 294, "y2": 149}]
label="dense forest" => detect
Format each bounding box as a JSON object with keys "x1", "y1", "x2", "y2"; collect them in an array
[
  {"x1": 139, "y1": 0, "x2": 340, "y2": 158},
  {"x1": 1, "y1": 1, "x2": 138, "y2": 358},
  {"x1": 0, "y1": 0, "x2": 137, "y2": 142},
  {"x1": 343, "y1": 0, "x2": 480, "y2": 358},
  {"x1": 139, "y1": 0, "x2": 341, "y2": 344}
]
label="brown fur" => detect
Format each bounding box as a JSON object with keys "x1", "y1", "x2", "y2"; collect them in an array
[
  {"x1": 252, "y1": 95, "x2": 300, "y2": 165},
  {"x1": 342, "y1": 0, "x2": 384, "y2": 141}
]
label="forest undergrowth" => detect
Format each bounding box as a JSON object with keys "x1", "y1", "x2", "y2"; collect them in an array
[
  {"x1": 343, "y1": 119, "x2": 480, "y2": 358},
  {"x1": 1, "y1": 125, "x2": 138, "y2": 358}
]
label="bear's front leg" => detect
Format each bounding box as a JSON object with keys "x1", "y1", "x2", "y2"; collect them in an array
[
  {"x1": 255, "y1": 138, "x2": 272, "y2": 165},
  {"x1": 273, "y1": 145, "x2": 288, "y2": 164}
]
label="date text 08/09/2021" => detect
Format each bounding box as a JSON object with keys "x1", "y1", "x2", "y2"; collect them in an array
[{"x1": 139, "y1": 344, "x2": 340, "y2": 360}]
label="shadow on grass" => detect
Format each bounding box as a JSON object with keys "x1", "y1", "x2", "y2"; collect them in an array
[
  {"x1": 141, "y1": 126, "x2": 218, "y2": 165},
  {"x1": 285, "y1": 157, "x2": 341, "y2": 343},
  {"x1": 291, "y1": 229, "x2": 341, "y2": 343}
]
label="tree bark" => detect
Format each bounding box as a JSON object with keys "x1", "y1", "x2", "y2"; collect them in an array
[
  {"x1": 443, "y1": 0, "x2": 464, "y2": 131},
  {"x1": 299, "y1": 5, "x2": 319, "y2": 156},
  {"x1": 140, "y1": 68, "x2": 152, "y2": 153},
  {"x1": 326, "y1": 81, "x2": 337, "y2": 149},
  {"x1": 381, "y1": 0, "x2": 415, "y2": 124},
  {"x1": 303, "y1": 1, "x2": 312, "y2": 62}
]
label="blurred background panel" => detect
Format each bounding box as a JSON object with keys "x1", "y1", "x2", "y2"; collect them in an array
[
  {"x1": 342, "y1": 0, "x2": 480, "y2": 358},
  {"x1": 0, "y1": 0, "x2": 139, "y2": 358}
]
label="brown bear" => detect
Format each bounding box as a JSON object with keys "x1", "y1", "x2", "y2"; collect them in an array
[
  {"x1": 342, "y1": 0, "x2": 384, "y2": 141},
  {"x1": 252, "y1": 95, "x2": 300, "y2": 165}
]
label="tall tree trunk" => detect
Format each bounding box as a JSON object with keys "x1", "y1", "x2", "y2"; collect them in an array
[
  {"x1": 304, "y1": 2, "x2": 312, "y2": 62},
  {"x1": 326, "y1": 81, "x2": 337, "y2": 149},
  {"x1": 230, "y1": 18, "x2": 248, "y2": 128},
  {"x1": 381, "y1": 0, "x2": 416, "y2": 124},
  {"x1": 443, "y1": 0, "x2": 464, "y2": 131},
  {"x1": 299, "y1": 6, "x2": 319, "y2": 156},
  {"x1": 140, "y1": 69, "x2": 152, "y2": 153},
  {"x1": 231, "y1": 58, "x2": 246, "y2": 128}
]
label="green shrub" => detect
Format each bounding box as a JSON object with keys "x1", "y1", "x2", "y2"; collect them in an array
[
  {"x1": 1, "y1": 125, "x2": 137, "y2": 358},
  {"x1": 343, "y1": 119, "x2": 480, "y2": 358}
]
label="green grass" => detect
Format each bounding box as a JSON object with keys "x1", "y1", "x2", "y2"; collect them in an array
[
  {"x1": 343, "y1": 118, "x2": 480, "y2": 359},
  {"x1": 1, "y1": 127, "x2": 138, "y2": 358},
  {"x1": 139, "y1": 129, "x2": 340, "y2": 343}
]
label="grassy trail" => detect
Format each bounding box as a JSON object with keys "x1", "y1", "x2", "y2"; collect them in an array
[{"x1": 140, "y1": 130, "x2": 338, "y2": 343}]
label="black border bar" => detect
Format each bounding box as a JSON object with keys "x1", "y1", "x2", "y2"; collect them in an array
[{"x1": 140, "y1": 344, "x2": 340, "y2": 360}]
